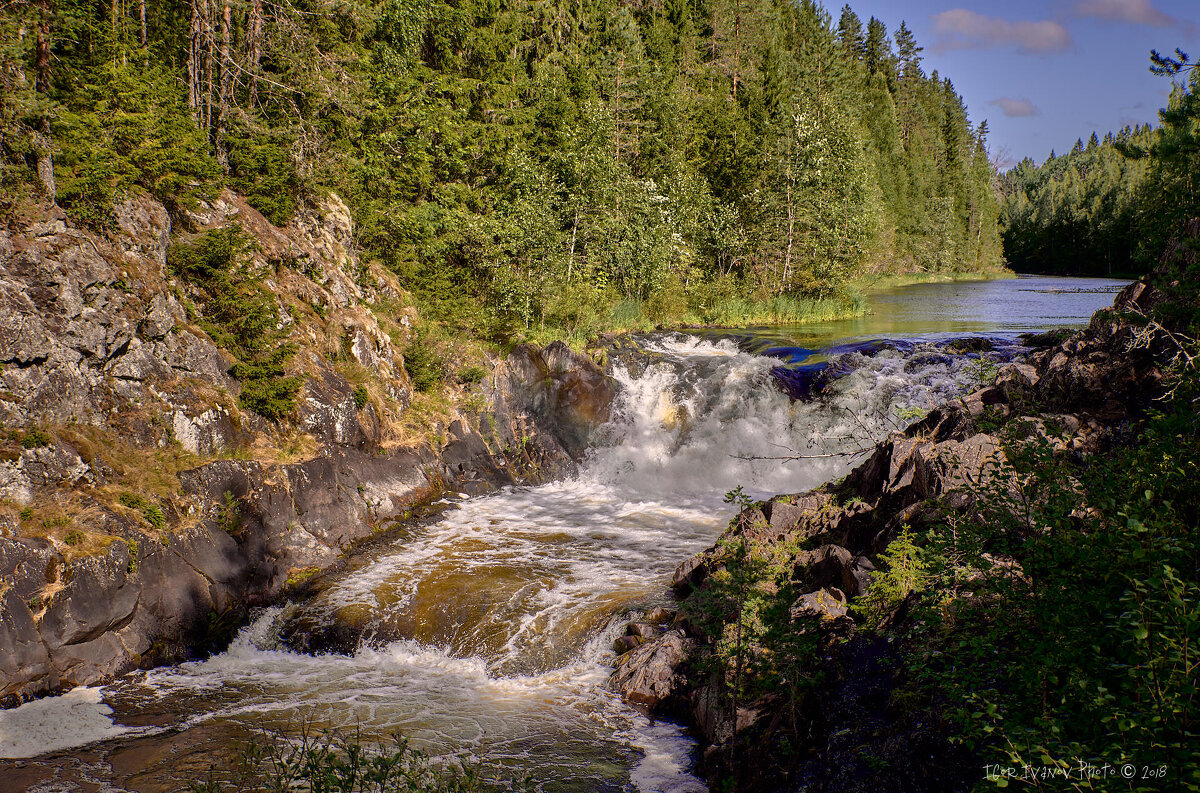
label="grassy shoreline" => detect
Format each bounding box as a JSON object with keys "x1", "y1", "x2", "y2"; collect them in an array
[
  {"x1": 851, "y1": 267, "x2": 1016, "y2": 293},
  {"x1": 488, "y1": 268, "x2": 1013, "y2": 351}
]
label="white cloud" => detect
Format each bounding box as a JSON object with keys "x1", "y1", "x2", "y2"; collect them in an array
[
  {"x1": 990, "y1": 97, "x2": 1040, "y2": 117},
  {"x1": 931, "y1": 9, "x2": 1073, "y2": 54}
]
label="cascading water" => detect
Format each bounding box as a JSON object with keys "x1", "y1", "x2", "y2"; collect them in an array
[
  {"x1": 2, "y1": 334, "x2": 1002, "y2": 791},
  {"x1": 0, "y1": 274, "x2": 1132, "y2": 791}
]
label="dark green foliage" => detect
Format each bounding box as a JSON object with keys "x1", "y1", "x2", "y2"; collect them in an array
[
  {"x1": 63, "y1": 529, "x2": 85, "y2": 546},
  {"x1": 118, "y1": 492, "x2": 168, "y2": 532},
  {"x1": 875, "y1": 358, "x2": 1200, "y2": 790},
  {"x1": 998, "y1": 126, "x2": 1154, "y2": 275},
  {"x1": 168, "y1": 228, "x2": 303, "y2": 420},
  {"x1": 53, "y1": 61, "x2": 220, "y2": 225},
  {"x1": 456, "y1": 365, "x2": 487, "y2": 386},
  {"x1": 19, "y1": 428, "x2": 51, "y2": 449},
  {"x1": 194, "y1": 724, "x2": 485, "y2": 792},
  {"x1": 1, "y1": 0, "x2": 1003, "y2": 341},
  {"x1": 1001, "y1": 59, "x2": 1200, "y2": 277},
  {"x1": 681, "y1": 486, "x2": 825, "y2": 749},
  {"x1": 218, "y1": 491, "x2": 242, "y2": 535},
  {"x1": 403, "y1": 331, "x2": 446, "y2": 394},
  {"x1": 224, "y1": 119, "x2": 302, "y2": 226},
  {"x1": 353, "y1": 385, "x2": 369, "y2": 410}
]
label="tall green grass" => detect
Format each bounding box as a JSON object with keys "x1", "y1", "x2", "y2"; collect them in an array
[{"x1": 522, "y1": 290, "x2": 869, "y2": 349}]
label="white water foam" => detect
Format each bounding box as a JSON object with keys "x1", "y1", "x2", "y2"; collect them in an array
[
  {"x1": 8, "y1": 334, "x2": 993, "y2": 789},
  {"x1": 0, "y1": 686, "x2": 145, "y2": 759}
]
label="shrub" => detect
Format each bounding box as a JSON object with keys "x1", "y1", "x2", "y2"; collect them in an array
[
  {"x1": 891, "y1": 367, "x2": 1200, "y2": 789},
  {"x1": 353, "y1": 385, "x2": 370, "y2": 410},
  {"x1": 20, "y1": 429, "x2": 51, "y2": 449},
  {"x1": 218, "y1": 491, "x2": 243, "y2": 535},
  {"x1": 168, "y1": 227, "x2": 303, "y2": 420},
  {"x1": 403, "y1": 331, "x2": 446, "y2": 394},
  {"x1": 456, "y1": 365, "x2": 487, "y2": 386},
  {"x1": 118, "y1": 492, "x2": 168, "y2": 532},
  {"x1": 193, "y1": 724, "x2": 484, "y2": 793},
  {"x1": 54, "y1": 60, "x2": 220, "y2": 225}
]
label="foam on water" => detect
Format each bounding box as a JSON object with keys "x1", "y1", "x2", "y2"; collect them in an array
[
  {"x1": 7, "y1": 334, "x2": 998, "y2": 788},
  {"x1": 0, "y1": 686, "x2": 147, "y2": 759}
]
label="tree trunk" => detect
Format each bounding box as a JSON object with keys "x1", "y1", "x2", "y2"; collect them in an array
[
  {"x1": 216, "y1": 0, "x2": 232, "y2": 166},
  {"x1": 783, "y1": 175, "x2": 794, "y2": 294},
  {"x1": 247, "y1": 0, "x2": 262, "y2": 106},
  {"x1": 34, "y1": 0, "x2": 55, "y2": 202},
  {"x1": 204, "y1": 0, "x2": 214, "y2": 134},
  {"x1": 139, "y1": 0, "x2": 147, "y2": 47},
  {"x1": 188, "y1": 0, "x2": 202, "y2": 115}
]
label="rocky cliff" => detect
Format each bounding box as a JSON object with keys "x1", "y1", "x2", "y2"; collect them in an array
[
  {"x1": 610, "y1": 282, "x2": 1175, "y2": 792},
  {"x1": 0, "y1": 195, "x2": 615, "y2": 704}
]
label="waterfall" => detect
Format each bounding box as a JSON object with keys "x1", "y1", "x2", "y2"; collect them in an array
[{"x1": 2, "y1": 333, "x2": 1009, "y2": 790}]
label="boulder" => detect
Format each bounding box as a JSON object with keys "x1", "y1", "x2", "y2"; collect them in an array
[
  {"x1": 790, "y1": 588, "x2": 849, "y2": 621},
  {"x1": 671, "y1": 555, "x2": 707, "y2": 593},
  {"x1": 611, "y1": 629, "x2": 693, "y2": 708}
]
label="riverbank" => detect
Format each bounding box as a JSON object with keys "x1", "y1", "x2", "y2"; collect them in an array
[
  {"x1": 610, "y1": 278, "x2": 1198, "y2": 792},
  {"x1": 852, "y1": 267, "x2": 1015, "y2": 292},
  {"x1": 518, "y1": 267, "x2": 1015, "y2": 350},
  {"x1": 0, "y1": 192, "x2": 626, "y2": 706}
]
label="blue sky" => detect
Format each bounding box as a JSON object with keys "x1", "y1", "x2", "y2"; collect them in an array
[{"x1": 837, "y1": 0, "x2": 1200, "y2": 166}]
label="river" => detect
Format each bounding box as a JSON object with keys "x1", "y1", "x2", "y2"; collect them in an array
[{"x1": 0, "y1": 275, "x2": 1129, "y2": 791}]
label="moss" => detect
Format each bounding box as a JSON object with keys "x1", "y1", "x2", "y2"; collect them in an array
[
  {"x1": 20, "y1": 428, "x2": 51, "y2": 449},
  {"x1": 126, "y1": 539, "x2": 139, "y2": 573}
]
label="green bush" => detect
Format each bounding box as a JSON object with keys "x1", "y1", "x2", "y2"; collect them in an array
[
  {"x1": 218, "y1": 491, "x2": 243, "y2": 535},
  {"x1": 118, "y1": 492, "x2": 167, "y2": 532},
  {"x1": 193, "y1": 724, "x2": 484, "y2": 793},
  {"x1": 890, "y1": 367, "x2": 1200, "y2": 790},
  {"x1": 55, "y1": 61, "x2": 220, "y2": 225},
  {"x1": 20, "y1": 428, "x2": 51, "y2": 449},
  {"x1": 224, "y1": 118, "x2": 302, "y2": 226},
  {"x1": 403, "y1": 331, "x2": 446, "y2": 394},
  {"x1": 353, "y1": 385, "x2": 370, "y2": 410},
  {"x1": 168, "y1": 228, "x2": 303, "y2": 420}
]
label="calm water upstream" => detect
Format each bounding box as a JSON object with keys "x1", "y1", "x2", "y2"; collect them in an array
[{"x1": 0, "y1": 275, "x2": 1129, "y2": 791}]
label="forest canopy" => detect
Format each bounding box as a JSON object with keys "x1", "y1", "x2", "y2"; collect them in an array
[
  {"x1": 1000, "y1": 53, "x2": 1200, "y2": 278},
  {"x1": 1, "y1": 0, "x2": 1005, "y2": 338}
]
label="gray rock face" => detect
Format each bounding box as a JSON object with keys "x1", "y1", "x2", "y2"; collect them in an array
[
  {"x1": 611, "y1": 629, "x2": 693, "y2": 707},
  {"x1": 0, "y1": 197, "x2": 234, "y2": 430},
  {"x1": 0, "y1": 192, "x2": 607, "y2": 705}
]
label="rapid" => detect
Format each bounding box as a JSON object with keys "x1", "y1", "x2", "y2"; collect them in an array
[{"x1": 0, "y1": 275, "x2": 1130, "y2": 791}]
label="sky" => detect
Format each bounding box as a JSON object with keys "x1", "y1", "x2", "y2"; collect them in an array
[{"x1": 837, "y1": 0, "x2": 1200, "y2": 167}]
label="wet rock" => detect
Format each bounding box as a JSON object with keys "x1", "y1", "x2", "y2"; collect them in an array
[
  {"x1": 489, "y1": 342, "x2": 616, "y2": 460},
  {"x1": 644, "y1": 607, "x2": 675, "y2": 625},
  {"x1": 671, "y1": 555, "x2": 708, "y2": 593},
  {"x1": 611, "y1": 629, "x2": 693, "y2": 708},
  {"x1": 626, "y1": 622, "x2": 657, "y2": 639},
  {"x1": 613, "y1": 635, "x2": 643, "y2": 655}
]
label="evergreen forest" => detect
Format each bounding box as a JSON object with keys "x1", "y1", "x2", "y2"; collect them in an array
[
  {"x1": 0, "y1": 0, "x2": 1005, "y2": 341},
  {"x1": 1000, "y1": 64, "x2": 1200, "y2": 278}
]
